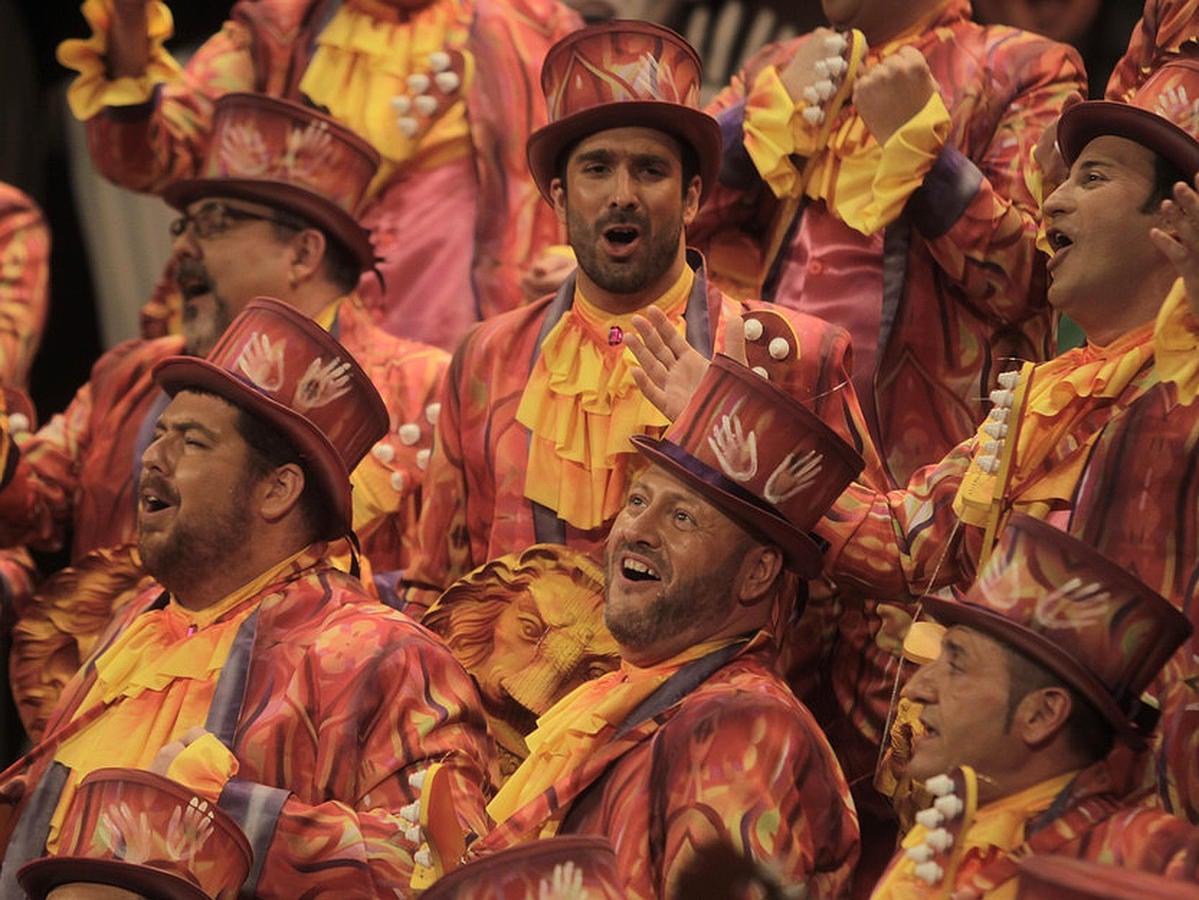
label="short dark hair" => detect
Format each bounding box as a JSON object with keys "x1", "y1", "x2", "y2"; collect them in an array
[
  {"x1": 553, "y1": 131, "x2": 702, "y2": 198},
  {"x1": 270, "y1": 210, "x2": 361, "y2": 294},
  {"x1": 1002, "y1": 644, "x2": 1115, "y2": 763},
  {"x1": 1139, "y1": 152, "x2": 1189, "y2": 214}
]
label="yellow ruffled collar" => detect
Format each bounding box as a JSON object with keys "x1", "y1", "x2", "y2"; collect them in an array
[{"x1": 515, "y1": 268, "x2": 695, "y2": 530}]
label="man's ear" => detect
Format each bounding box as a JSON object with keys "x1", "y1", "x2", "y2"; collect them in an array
[
  {"x1": 550, "y1": 177, "x2": 568, "y2": 226},
  {"x1": 738, "y1": 544, "x2": 784, "y2": 604},
  {"x1": 681, "y1": 174, "x2": 702, "y2": 227},
  {"x1": 290, "y1": 228, "x2": 327, "y2": 284},
  {"x1": 1014, "y1": 685, "x2": 1074, "y2": 747},
  {"x1": 257, "y1": 462, "x2": 306, "y2": 523}
]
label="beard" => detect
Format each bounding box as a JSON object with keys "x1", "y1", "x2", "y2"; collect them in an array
[
  {"x1": 603, "y1": 543, "x2": 747, "y2": 655},
  {"x1": 138, "y1": 472, "x2": 257, "y2": 600},
  {"x1": 567, "y1": 205, "x2": 684, "y2": 296},
  {"x1": 177, "y1": 259, "x2": 233, "y2": 358}
]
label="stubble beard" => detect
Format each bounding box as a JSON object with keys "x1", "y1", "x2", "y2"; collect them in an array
[{"x1": 568, "y1": 206, "x2": 684, "y2": 297}]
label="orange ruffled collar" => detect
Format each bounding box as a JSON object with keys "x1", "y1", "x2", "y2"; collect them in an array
[{"x1": 515, "y1": 268, "x2": 694, "y2": 531}]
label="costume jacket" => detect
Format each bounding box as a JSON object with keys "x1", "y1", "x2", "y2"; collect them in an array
[
  {"x1": 874, "y1": 764, "x2": 1199, "y2": 898},
  {"x1": 4, "y1": 295, "x2": 446, "y2": 741},
  {"x1": 71, "y1": 0, "x2": 580, "y2": 349},
  {"x1": 693, "y1": 0, "x2": 1085, "y2": 485},
  {"x1": 0, "y1": 182, "x2": 47, "y2": 412},
  {"x1": 404, "y1": 252, "x2": 882, "y2": 610},
  {"x1": 475, "y1": 638, "x2": 860, "y2": 899},
  {"x1": 817, "y1": 289, "x2": 1199, "y2": 823},
  {"x1": 1107, "y1": 0, "x2": 1199, "y2": 101},
  {"x1": 0, "y1": 547, "x2": 494, "y2": 897}
]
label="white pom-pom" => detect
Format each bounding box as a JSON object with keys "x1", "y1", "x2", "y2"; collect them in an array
[
  {"x1": 913, "y1": 861, "x2": 944, "y2": 884},
  {"x1": 751, "y1": 366, "x2": 770, "y2": 379},
  {"x1": 417, "y1": 449, "x2": 431, "y2": 470},
  {"x1": 8, "y1": 412, "x2": 28, "y2": 433},
  {"x1": 934, "y1": 794, "x2": 964, "y2": 819},
  {"x1": 407, "y1": 73, "x2": 431, "y2": 94},
  {"x1": 398, "y1": 423, "x2": 422, "y2": 446},
  {"x1": 743, "y1": 318, "x2": 764, "y2": 341},
  {"x1": 425, "y1": 402, "x2": 442, "y2": 425},
  {"x1": 434, "y1": 71, "x2": 461, "y2": 93},
  {"x1": 824, "y1": 34, "x2": 848, "y2": 54},
  {"x1": 400, "y1": 801, "x2": 421, "y2": 823},
  {"x1": 390, "y1": 471, "x2": 406, "y2": 492},
  {"x1": 924, "y1": 774, "x2": 955, "y2": 797},
  {"x1": 998, "y1": 370, "x2": 1020, "y2": 389},
  {"x1": 390, "y1": 96, "x2": 412, "y2": 115},
  {"x1": 414, "y1": 848, "x2": 433, "y2": 868},
  {"x1": 414, "y1": 95, "x2": 438, "y2": 116},
  {"x1": 802, "y1": 107, "x2": 824, "y2": 125},
  {"x1": 924, "y1": 828, "x2": 953, "y2": 853},
  {"x1": 372, "y1": 443, "x2": 396, "y2": 464},
  {"x1": 905, "y1": 844, "x2": 934, "y2": 863},
  {"x1": 914, "y1": 807, "x2": 944, "y2": 830},
  {"x1": 428, "y1": 51, "x2": 451, "y2": 72},
  {"x1": 768, "y1": 336, "x2": 790, "y2": 360},
  {"x1": 397, "y1": 118, "x2": 419, "y2": 138}
]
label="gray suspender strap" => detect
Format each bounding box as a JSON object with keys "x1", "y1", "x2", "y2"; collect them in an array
[
  {"x1": 0, "y1": 761, "x2": 70, "y2": 895},
  {"x1": 528, "y1": 253, "x2": 716, "y2": 544}
]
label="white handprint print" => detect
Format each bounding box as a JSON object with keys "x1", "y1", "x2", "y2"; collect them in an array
[
  {"x1": 293, "y1": 356, "x2": 352, "y2": 411},
  {"x1": 538, "y1": 860, "x2": 586, "y2": 900},
  {"x1": 764, "y1": 449, "x2": 823, "y2": 504},
  {"x1": 708, "y1": 403, "x2": 758, "y2": 482},
  {"x1": 235, "y1": 332, "x2": 287, "y2": 393}
]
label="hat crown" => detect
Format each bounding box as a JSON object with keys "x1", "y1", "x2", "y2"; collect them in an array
[
  {"x1": 541, "y1": 20, "x2": 705, "y2": 124},
  {"x1": 965, "y1": 515, "x2": 1190, "y2": 712},
  {"x1": 202, "y1": 299, "x2": 387, "y2": 476},
  {"x1": 201, "y1": 93, "x2": 379, "y2": 219},
  {"x1": 20, "y1": 768, "x2": 251, "y2": 900},
  {"x1": 1130, "y1": 57, "x2": 1199, "y2": 141}
]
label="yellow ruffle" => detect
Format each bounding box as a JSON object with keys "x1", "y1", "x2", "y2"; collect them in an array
[
  {"x1": 1154, "y1": 277, "x2": 1199, "y2": 405},
  {"x1": 515, "y1": 269, "x2": 693, "y2": 531},
  {"x1": 743, "y1": 10, "x2": 953, "y2": 235},
  {"x1": 298, "y1": 0, "x2": 474, "y2": 195},
  {"x1": 874, "y1": 771, "x2": 1075, "y2": 900},
  {"x1": 57, "y1": 0, "x2": 184, "y2": 122},
  {"x1": 487, "y1": 635, "x2": 745, "y2": 828},
  {"x1": 954, "y1": 322, "x2": 1156, "y2": 519}
]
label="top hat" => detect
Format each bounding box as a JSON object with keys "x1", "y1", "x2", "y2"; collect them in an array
[
  {"x1": 163, "y1": 93, "x2": 381, "y2": 271},
  {"x1": 17, "y1": 768, "x2": 252, "y2": 900},
  {"x1": 526, "y1": 19, "x2": 723, "y2": 203},
  {"x1": 630, "y1": 320, "x2": 864, "y2": 577},
  {"x1": 1016, "y1": 855, "x2": 1199, "y2": 900},
  {"x1": 924, "y1": 514, "x2": 1192, "y2": 743},
  {"x1": 153, "y1": 297, "x2": 389, "y2": 540},
  {"x1": 422, "y1": 835, "x2": 624, "y2": 899},
  {"x1": 1058, "y1": 57, "x2": 1199, "y2": 176}
]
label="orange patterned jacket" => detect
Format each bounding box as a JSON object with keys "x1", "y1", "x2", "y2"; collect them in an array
[{"x1": 0, "y1": 548, "x2": 494, "y2": 896}]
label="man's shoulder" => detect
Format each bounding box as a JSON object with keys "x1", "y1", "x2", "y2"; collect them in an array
[
  {"x1": 452, "y1": 297, "x2": 554, "y2": 363},
  {"x1": 89, "y1": 335, "x2": 185, "y2": 385}
]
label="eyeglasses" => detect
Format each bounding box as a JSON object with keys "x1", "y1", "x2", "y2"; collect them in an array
[{"x1": 169, "y1": 202, "x2": 295, "y2": 240}]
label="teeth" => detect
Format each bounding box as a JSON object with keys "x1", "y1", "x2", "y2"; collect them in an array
[{"x1": 624, "y1": 559, "x2": 657, "y2": 578}]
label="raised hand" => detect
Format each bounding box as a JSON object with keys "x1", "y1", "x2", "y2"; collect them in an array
[
  {"x1": 1151, "y1": 172, "x2": 1199, "y2": 321},
  {"x1": 853, "y1": 46, "x2": 939, "y2": 146}
]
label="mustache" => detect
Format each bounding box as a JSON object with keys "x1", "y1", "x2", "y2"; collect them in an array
[
  {"x1": 139, "y1": 472, "x2": 178, "y2": 506},
  {"x1": 175, "y1": 258, "x2": 211, "y2": 289},
  {"x1": 596, "y1": 211, "x2": 648, "y2": 231}
]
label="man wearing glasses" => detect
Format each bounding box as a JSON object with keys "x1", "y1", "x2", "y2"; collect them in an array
[{"x1": 1, "y1": 93, "x2": 450, "y2": 742}]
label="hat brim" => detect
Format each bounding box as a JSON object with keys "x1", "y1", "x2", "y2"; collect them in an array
[
  {"x1": 1058, "y1": 100, "x2": 1199, "y2": 176},
  {"x1": 527, "y1": 101, "x2": 723, "y2": 205},
  {"x1": 922, "y1": 593, "x2": 1139, "y2": 743},
  {"x1": 630, "y1": 435, "x2": 824, "y2": 577},
  {"x1": 18, "y1": 857, "x2": 210, "y2": 900},
  {"x1": 162, "y1": 178, "x2": 376, "y2": 273},
  {"x1": 153, "y1": 356, "x2": 354, "y2": 540}
]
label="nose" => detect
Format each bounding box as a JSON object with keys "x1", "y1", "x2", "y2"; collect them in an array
[
  {"x1": 609, "y1": 165, "x2": 639, "y2": 210},
  {"x1": 170, "y1": 220, "x2": 200, "y2": 258},
  {"x1": 610, "y1": 501, "x2": 663, "y2": 552},
  {"x1": 1042, "y1": 177, "x2": 1073, "y2": 222},
  {"x1": 141, "y1": 429, "x2": 170, "y2": 474},
  {"x1": 901, "y1": 660, "x2": 938, "y2": 704}
]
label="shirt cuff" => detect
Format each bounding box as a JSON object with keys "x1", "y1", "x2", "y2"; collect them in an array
[
  {"x1": 743, "y1": 65, "x2": 804, "y2": 198},
  {"x1": 164, "y1": 732, "x2": 240, "y2": 802}
]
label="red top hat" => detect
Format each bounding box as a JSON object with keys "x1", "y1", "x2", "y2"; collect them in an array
[
  {"x1": 423, "y1": 836, "x2": 624, "y2": 899},
  {"x1": 1058, "y1": 57, "x2": 1199, "y2": 176},
  {"x1": 163, "y1": 93, "x2": 381, "y2": 272},
  {"x1": 924, "y1": 514, "x2": 1192, "y2": 743},
  {"x1": 17, "y1": 768, "x2": 252, "y2": 900},
  {"x1": 526, "y1": 19, "x2": 723, "y2": 203},
  {"x1": 631, "y1": 335, "x2": 864, "y2": 577},
  {"x1": 153, "y1": 297, "x2": 389, "y2": 540},
  {"x1": 1016, "y1": 855, "x2": 1199, "y2": 900}
]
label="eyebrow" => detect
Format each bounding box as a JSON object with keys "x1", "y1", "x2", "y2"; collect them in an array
[
  {"x1": 155, "y1": 417, "x2": 224, "y2": 443},
  {"x1": 573, "y1": 148, "x2": 674, "y2": 169}
]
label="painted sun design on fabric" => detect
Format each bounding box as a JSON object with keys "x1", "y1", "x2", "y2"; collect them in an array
[
  {"x1": 293, "y1": 356, "x2": 353, "y2": 412},
  {"x1": 708, "y1": 401, "x2": 758, "y2": 482},
  {"x1": 236, "y1": 332, "x2": 287, "y2": 393},
  {"x1": 764, "y1": 449, "x2": 823, "y2": 504}
]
